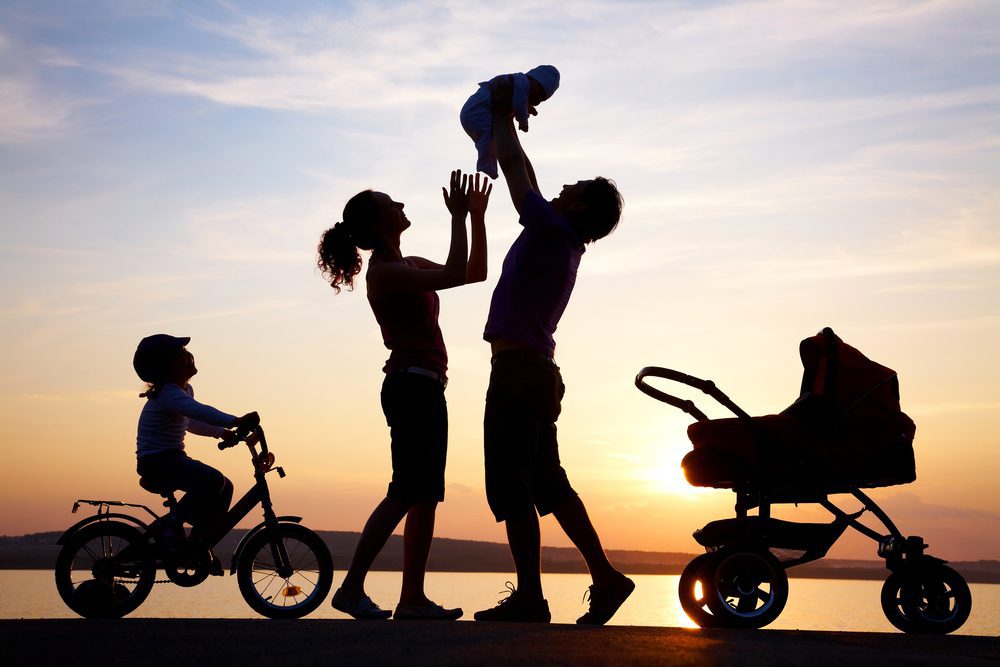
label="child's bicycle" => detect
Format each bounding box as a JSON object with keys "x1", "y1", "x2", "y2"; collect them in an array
[{"x1": 54, "y1": 423, "x2": 333, "y2": 619}]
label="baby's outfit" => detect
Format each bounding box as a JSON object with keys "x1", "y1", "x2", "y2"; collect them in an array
[{"x1": 460, "y1": 65, "x2": 560, "y2": 178}]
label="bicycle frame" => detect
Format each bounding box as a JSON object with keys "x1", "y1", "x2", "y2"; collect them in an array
[{"x1": 195, "y1": 427, "x2": 301, "y2": 577}]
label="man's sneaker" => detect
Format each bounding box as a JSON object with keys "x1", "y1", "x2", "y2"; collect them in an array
[
  {"x1": 576, "y1": 572, "x2": 635, "y2": 625},
  {"x1": 394, "y1": 601, "x2": 463, "y2": 620},
  {"x1": 331, "y1": 587, "x2": 392, "y2": 620},
  {"x1": 474, "y1": 582, "x2": 551, "y2": 623}
]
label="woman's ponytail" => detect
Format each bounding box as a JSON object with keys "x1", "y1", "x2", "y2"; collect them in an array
[{"x1": 317, "y1": 190, "x2": 380, "y2": 293}]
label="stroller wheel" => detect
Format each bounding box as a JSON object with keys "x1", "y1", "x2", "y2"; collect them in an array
[
  {"x1": 703, "y1": 549, "x2": 788, "y2": 629},
  {"x1": 678, "y1": 552, "x2": 725, "y2": 628},
  {"x1": 881, "y1": 565, "x2": 972, "y2": 635}
]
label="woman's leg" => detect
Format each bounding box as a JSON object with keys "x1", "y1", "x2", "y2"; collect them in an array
[
  {"x1": 339, "y1": 495, "x2": 409, "y2": 595},
  {"x1": 399, "y1": 500, "x2": 438, "y2": 605}
]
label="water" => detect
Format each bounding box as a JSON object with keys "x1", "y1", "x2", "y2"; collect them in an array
[{"x1": 3, "y1": 570, "x2": 998, "y2": 635}]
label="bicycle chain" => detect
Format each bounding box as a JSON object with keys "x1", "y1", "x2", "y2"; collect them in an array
[{"x1": 114, "y1": 576, "x2": 179, "y2": 585}]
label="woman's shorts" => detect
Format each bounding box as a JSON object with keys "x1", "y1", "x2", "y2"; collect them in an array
[{"x1": 381, "y1": 371, "x2": 448, "y2": 505}]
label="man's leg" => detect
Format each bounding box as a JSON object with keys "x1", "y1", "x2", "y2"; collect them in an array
[
  {"x1": 504, "y1": 508, "x2": 543, "y2": 600},
  {"x1": 552, "y1": 491, "x2": 635, "y2": 625},
  {"x1": 552, "y1": 495, "x2": 618, "y2": 586},
  {"x1": 534, "y1": 369, "x2": 634, "y2": 626},
  {"x1": 477, "y1": 356, "x2": 551, "y2": 622}
]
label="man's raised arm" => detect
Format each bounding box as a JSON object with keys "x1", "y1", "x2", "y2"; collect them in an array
[{"x1": 492, "y1": 87, "x2": 539, "y2": 214}]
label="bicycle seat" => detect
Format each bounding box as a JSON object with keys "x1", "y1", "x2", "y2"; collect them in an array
[{"x1": 139, "y1": 477, "x2": 179, "y2": 506}]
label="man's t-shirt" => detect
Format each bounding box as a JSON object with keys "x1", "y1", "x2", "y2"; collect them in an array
[{"x1": 484, "y1": 191, "x2": 584, "y2": 357}]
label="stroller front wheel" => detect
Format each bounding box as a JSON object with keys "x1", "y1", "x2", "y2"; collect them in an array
[
  {"x1": 703, "y1": 549, "x2": 788, "y2": 629},
  {"x1": 881, "y1": 565, "x2": 971, "y2": 635},
  {"x1": 678, "y1": 552, "x2": 725, "y2": 628}
]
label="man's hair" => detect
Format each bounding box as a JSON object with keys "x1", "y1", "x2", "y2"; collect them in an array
[{"x1": 574, "y1": 177, "x2": 622, "y2": 243}]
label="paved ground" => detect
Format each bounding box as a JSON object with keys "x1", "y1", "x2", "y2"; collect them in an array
[{"x1": 1, "y1": 619, "x2": 997, "y2": 666}]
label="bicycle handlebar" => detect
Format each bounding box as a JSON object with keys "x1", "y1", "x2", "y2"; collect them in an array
[{"x1": 218, "y1": 423, "x2": 264, "y2": 451}]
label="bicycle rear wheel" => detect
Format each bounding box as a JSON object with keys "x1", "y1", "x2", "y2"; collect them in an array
[
  {"x1": 236, "y1": 523, "x2": 333, "y2": 619},
  {"x1": 54, "y1": 521, "x2": 154, "y2": 618}
]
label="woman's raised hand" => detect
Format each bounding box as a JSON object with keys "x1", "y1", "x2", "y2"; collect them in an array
[
  {"x1": 442, "y1": 169, "x2": 470, "y2": 219},
  {"x1": 469, "y1": 173, "x2": 492, "y2": 218}
]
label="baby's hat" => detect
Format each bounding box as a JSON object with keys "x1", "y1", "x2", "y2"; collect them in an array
[{"x1": 525, "y1": 65, "x2": 560, "y2": 100}]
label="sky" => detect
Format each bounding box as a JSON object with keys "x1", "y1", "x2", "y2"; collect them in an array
[{"x1": 1, "y1": 0, "x2": 998, "y2": 561}]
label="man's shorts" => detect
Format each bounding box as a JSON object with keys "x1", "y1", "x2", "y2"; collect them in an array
[
  {"x1": 381, "y1": 371, "x2": 448, "y2": 505},
  {"x1": 484, "y1": 349, "x2": 577, "y2": 522}
]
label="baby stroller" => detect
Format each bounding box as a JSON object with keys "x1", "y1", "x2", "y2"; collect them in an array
[{"x1": 635, "y1": 328, "x2": 972, "y2": 634}]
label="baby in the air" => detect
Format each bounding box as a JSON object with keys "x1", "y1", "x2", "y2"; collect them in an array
[{"x1": 460, "y1": 65, "x2": 560, "y2": 179}]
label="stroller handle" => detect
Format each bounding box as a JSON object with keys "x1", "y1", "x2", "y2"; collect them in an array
[{"x1": 635, "y1": 366, "x2": 752, "y2": 422}]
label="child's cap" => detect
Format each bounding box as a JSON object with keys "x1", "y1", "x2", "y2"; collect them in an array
[
  {"x1": 134, "y1": 334, "x2": 190, "y2": 382},
  {"x1": 525, "y1": 65, "x2": 560, "y2": 101}
]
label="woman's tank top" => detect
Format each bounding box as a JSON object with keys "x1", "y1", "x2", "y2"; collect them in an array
[{"x1": 367, "y1": 258, "x2": 448, "y2": 376}]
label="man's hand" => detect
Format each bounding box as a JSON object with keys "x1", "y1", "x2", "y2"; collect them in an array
[
  {"x1": 469, "y1": 173, "x2": 492, "y2": 218},
  {"x1": 442, "y1": 169, "x2": 471, "y2": 219}
]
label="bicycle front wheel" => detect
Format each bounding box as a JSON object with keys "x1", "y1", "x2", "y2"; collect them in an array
[{"x1": 236, "y1": 523, "x2": 333, "y2": 619}]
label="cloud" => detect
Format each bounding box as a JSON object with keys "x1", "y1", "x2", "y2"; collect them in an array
[
  {"x1": 26, "y1": 1, "x2": 996, "y2": 118},
  {"x1": 907, "y1": 400, "x2": 1000, "y2": 417},
  {"x1": 880, "y1": 491, "x2": 1000, "y2": 522},
  {"x1": 0, "y1": 26, "x2": 99, "y2": 143}
]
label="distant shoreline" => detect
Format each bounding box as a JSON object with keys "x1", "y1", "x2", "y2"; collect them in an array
[{"x1": 4, "y1": 530, "x2": 999, "y2": 584}]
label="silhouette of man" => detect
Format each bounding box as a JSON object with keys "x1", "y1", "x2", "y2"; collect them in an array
[{"x1": 474, "y1": 81, "x2": 633, "y2": 625}]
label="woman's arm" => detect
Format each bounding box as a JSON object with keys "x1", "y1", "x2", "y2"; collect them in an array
[
  {"x1": 407, "y1": 173, "x2": 490, "y2": 282},
  {"x1": 466, "y1": 173, "x2": 491, "y2": 283},
  {"x1": 368, "y1": 170, "x2": 471, "y2": 298}
]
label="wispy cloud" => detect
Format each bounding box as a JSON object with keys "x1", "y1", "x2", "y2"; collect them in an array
[
  {"x1": 0, "y1": 77, "x2": 77, "y2": 142},
  {"x1": 26, "y1": 1, "x2": 997, "y2": 117}
]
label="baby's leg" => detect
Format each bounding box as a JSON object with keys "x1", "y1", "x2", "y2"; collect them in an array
[{"x1": 461, "y1": 87, "x2": 499, "y2": 178}]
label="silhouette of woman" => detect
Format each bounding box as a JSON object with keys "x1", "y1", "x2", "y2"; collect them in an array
[{"x1": 317, "y1": 170, "x2": 491, "y2": 620}]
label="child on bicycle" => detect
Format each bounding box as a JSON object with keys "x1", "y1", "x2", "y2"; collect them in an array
[{"x1": 132, "y1": 334, "x2": 256, "y2": 540}]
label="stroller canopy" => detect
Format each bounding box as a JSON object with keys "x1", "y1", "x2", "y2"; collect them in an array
[{"x1": 796, "y1": 327, "x2": 902, "y2": 420}]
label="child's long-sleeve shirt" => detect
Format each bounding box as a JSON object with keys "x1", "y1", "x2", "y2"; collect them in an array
[{"x1": 136, "y1": 383, "x2": 236, "y2": 458}]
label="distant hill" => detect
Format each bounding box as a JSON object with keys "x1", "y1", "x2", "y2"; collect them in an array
[{"x1": 3, "y1": 530, "x2": 998, "y2": 583}]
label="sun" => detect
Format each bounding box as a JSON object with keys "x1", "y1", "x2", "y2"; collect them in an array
[{"x1": 640, "y1": 440, "x2": 703, "y2": 496}]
